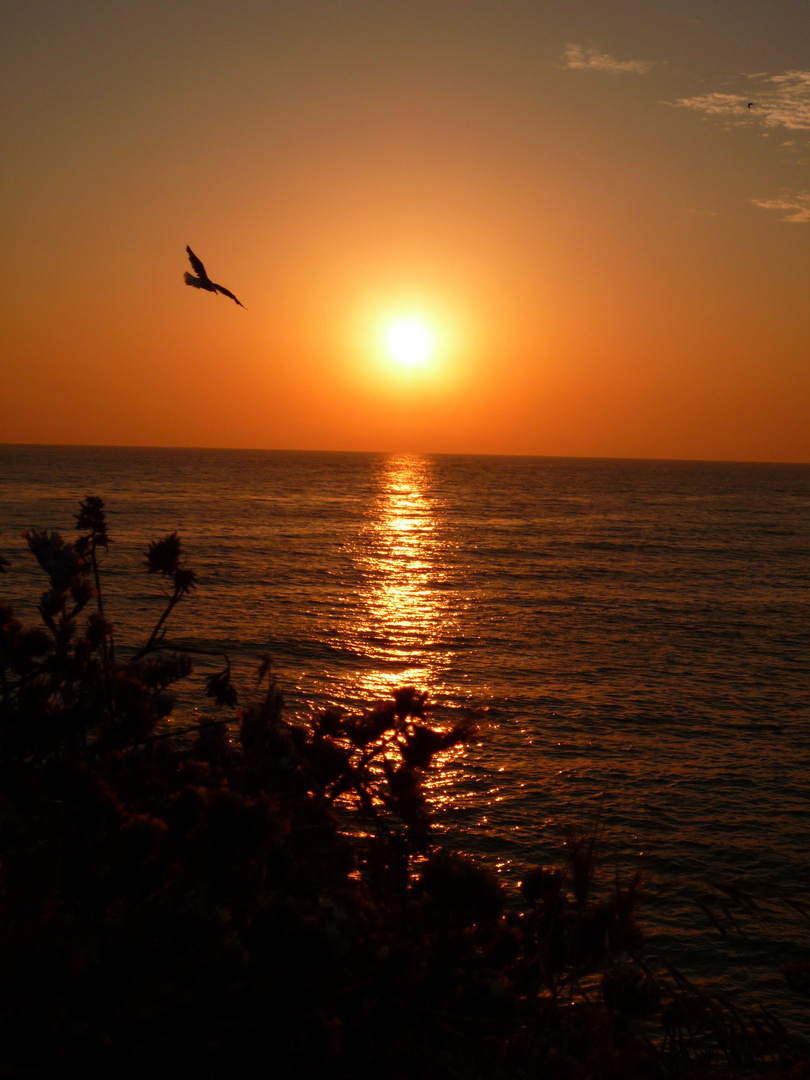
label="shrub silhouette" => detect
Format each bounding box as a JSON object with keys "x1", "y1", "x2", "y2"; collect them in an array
[{"x1": 0, "y1": 497, "x2": 805, "y2": 1078}]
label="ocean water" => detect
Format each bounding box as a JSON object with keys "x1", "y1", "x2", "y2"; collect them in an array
[{"x1": 1, "y1": 445, "x2": 809, "y2": 1033}]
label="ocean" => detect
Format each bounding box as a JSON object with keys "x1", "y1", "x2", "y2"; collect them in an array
[{"x1": 1, "y1": 444, "x2": 808, "y2": 1033}]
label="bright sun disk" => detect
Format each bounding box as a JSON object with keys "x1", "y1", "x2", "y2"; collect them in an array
[{"x1": 387, "y1": 318, "x2": 433, "y2": 367}]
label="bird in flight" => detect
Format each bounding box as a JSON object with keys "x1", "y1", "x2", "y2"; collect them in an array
[{"x1": 184, "y1": 246, "x2": 245, "y2": 307}]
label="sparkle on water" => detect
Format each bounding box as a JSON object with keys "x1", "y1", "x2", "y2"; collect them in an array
[
  {"x1": 352, "y1": 455, "x2": 455, "y2": 698},
  {"x1": 2, "y1": 445, "x2": 809, "y2": 1036}
]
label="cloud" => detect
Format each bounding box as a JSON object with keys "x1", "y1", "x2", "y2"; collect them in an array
[
  {"x1": 761, "y1": 70, "x2": 810, "y2": 129},
  {"x1": 674, "y1": 70, "x2": 810, "y2": 222},
  {"x1": 676, "y1": 91, "x2": 750, "y2": 117},
  {"x1": 751, "y1": 192, "x2": 810, "y2": 222},
  {"x1": 563, "y1": 44, "x2": 652, "y2": 75},
  {"x1": 675, "y1": 70, "x2": 810, "y2": 131}
]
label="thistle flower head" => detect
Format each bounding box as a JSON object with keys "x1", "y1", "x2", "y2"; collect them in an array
[
  {"x1": 85, "y1": 612, "x2": 114, "y2": 648},
  {"x1": 39, "y1": 587, "x2": 67, "y2": 621},
  {"x1": 75, "y1": 495, "x2": 111, "y2": 550},
  {"x1": 173, "y1": 568, "x2": 197, "y2": 595},
  {"x1": 24, "y1": 530, "x2": 85, "y2": 589},
  {"x1": 145, "y1": 532, "x2": 183, "y2": 576}
]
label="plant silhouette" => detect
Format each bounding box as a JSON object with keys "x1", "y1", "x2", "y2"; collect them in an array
[{"x1": 0, "y1": 498, "x2": 805, "y2": 1079}]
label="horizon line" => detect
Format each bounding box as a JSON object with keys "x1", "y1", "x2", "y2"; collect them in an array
[{"x1": 1, "y1": 441, "x2": 808, "y2": 468}]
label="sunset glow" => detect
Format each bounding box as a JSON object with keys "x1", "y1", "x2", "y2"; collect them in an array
[{"x1": 1, "y1": 2, "x2": 809, "y2": 461}]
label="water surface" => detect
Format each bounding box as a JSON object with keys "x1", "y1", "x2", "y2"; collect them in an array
[{"x1": 1, "y1": 445, "x2": 808, "y2": 1030}]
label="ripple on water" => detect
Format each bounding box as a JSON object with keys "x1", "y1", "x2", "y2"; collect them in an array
[{"x1": 1, "y1": 447, "x2": 808, "y2": 1034}]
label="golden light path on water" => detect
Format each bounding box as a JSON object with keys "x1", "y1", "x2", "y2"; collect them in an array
[
  {"x1": 346, "y1": 454, "x2": 494, "y2": 833},
  {"x1": 353, "y1": 454, "x2": 450, "y2": 697}
]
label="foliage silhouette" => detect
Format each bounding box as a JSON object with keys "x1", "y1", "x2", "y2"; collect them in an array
[{"x1": 0, "y1": 498, "x2": 806, "y2": 1078}]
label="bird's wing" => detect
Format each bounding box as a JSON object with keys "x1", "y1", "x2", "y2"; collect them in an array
[
  {"x1": 213, "y1": 283, "x2": 245, "y2": 308},
  {"x1": 186, "y1": 246, "x2": 210, "y2": 281}
]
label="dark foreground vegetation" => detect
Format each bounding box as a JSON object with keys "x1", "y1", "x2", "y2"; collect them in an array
[{"x1": 0, "y1": 498, "x2": 806, "y2": 1078}]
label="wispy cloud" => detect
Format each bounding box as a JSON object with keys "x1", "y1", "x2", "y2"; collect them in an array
[
  {"x1": 675, "y1": 70, "x2": 810, "y2": 222},
  {"x1": 675, "y1": 91, "x2": 751, "y2": 118},
  {"x1": 676, "y1": 70, "x2": 810, "y2": 131},
  {"x1": 562, "y1": 43, "x2": 652, "y2": 76},
  {"x1": 751, "y1": 191, "x2": 810, "y2": 222}
]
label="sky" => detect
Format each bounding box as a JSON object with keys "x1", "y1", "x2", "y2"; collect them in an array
[{"x1": 2, "y1": 0, "x2": 809, "y2": 462}]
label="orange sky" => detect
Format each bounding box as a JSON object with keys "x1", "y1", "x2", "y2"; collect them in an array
[{"x1": 2, "y1": 1, "x2": 809, "y2": 462}]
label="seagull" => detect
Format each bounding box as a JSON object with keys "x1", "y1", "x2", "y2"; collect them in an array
[{"x1": 184, "y1": 246, "x2": 245, "y2": 307}]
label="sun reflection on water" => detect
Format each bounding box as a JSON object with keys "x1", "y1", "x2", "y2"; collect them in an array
[
  {"x1": 351, "y1": 454, "x2": 457, "y2": 702},
  {"x1": 344, "y1": 453, "x2": 481, "y2": 827}
]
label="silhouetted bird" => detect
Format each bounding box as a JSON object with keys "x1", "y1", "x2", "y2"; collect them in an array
[{"x1": 184, "y1": 246, "x2": 245, "y2": 307}]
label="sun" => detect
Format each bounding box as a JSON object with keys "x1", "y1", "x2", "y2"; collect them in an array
[{"x1": 386, "y1": 318, "x2": 433, "y2": 368}]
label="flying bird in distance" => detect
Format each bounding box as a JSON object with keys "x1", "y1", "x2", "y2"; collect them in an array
[{"x1": 184, "y1": 246, "x2": 245, "y2": 307}]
